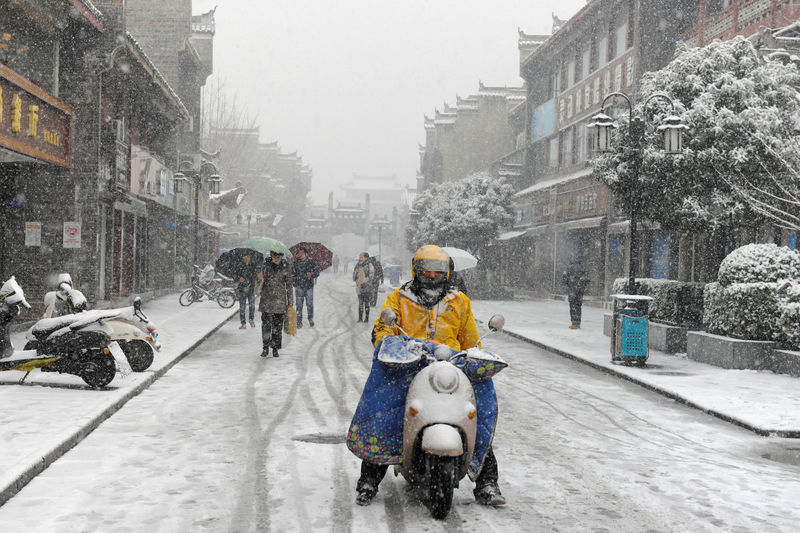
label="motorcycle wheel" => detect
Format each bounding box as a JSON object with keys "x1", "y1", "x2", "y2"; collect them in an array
[
  {"x1": 80, "y1": 353, "x2": 116, "y2": 389},
  {"x1": 428, "y1": 455, "x2": 456, "y2": 520},
  {"x1": 121, "y1": 339, "x2": 155, "y2": 372},
  {"x1": 216, "y1": 289, "x2": 236, "y2": 308},
  {"x1": 179, "y1": 288, "x2": 196, "y2": 306}
]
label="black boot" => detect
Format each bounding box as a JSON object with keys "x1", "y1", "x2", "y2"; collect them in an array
[
  {"x1": 260, "y1": 347, "x2": 269, "y2": 358},
  {"x1": 272, "y1": 347, "x2": 279, "y2": 358}
]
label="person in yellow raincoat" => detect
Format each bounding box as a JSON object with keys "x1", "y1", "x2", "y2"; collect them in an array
[{"x1": 355, "y1": 245, "x2": 506, "y2": 507}]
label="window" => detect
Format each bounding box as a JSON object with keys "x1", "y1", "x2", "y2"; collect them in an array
[
  {"x1": 549, "y1": 137, "x2": 559, "y2": 172},
  {"x1": 597, "y1": 35, "x2": 607, "y2": 67},
  {"x1": 582, "y1": 47, "x2": 591, "y2": 79},
  {"x1": 567, "y1": 59, "x2": 575, "y2": 87},
  {"x1": 553, "y1": 62, "x2": 561, "y2": 94},
  {"x1": 615, "y1": 19, "x2": 628, "y2": 59},
  {"x1": 560, "y1": 127, "x2": 573, "y2": 168},
  {"x1": 607, "y1": 21, "x2": 616, "y2": 60},
  {"x1": 574, "y1": 121, "x2": 586, "y2": 164}
]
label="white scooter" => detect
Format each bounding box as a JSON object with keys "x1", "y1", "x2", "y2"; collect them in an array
[
  {"x1": 30, "y1": 276, "x2": 161, "y2": 372},
  {"x1": 380, "y1": 309, "x2": 507, "y2": 520},
  {"x1": 1, "y1": 277, "x2": 131, "y2": 388}
]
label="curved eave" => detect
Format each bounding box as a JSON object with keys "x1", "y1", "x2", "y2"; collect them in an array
[{"x1": 69, "y1": 0, "x2": 104, "y2": 32}]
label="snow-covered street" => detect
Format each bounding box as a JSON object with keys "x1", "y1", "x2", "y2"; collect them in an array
[{"x1": 0, "y1": 274, "x2": 798, "y2": 531}]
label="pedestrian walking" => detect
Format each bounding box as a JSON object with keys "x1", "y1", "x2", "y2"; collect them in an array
[
  {"x1": 232, "y1": 253, "x2": 261, "y2": 329},
  {"x1": 333, "y1": 254, "x2": 340, "y2": 274},
  {"x1": 561, "y1": 256, "x2": 589, "y2": 329},
  {"x1": 343, "y1": 257, "x2": 350, "y2": 273},
  {"x1": 258, "y1": 248, "x2": 294, "y2": 357},
  {"x1": 368, "y1": 256, "x2": 384, "y2": 307},
  {"x1": 292, "y1": 246, "x2": 319, "y2": 328},
  {"x1": 448, "y1": 257, "x2": 468, "y2": 295},
  {"x1": 353, "y1": 252, "x2": 375, "y2": 322}
]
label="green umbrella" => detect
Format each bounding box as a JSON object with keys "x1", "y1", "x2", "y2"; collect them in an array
[{"x1": 240, "y1": 236, "x2": 293, "y2": 258}]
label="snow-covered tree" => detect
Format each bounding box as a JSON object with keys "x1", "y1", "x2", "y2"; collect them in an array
[
  {"x1": 592, "y1": 36, "x2": 800, "y2": 232},
  {"x1": 406, "y1": 172, "x2": 514, "y2": 253}
]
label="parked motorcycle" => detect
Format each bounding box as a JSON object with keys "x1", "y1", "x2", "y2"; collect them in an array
[
  {"x1": 347, "y1": 309, "x2": 507, "y2": 519},
  {"x1": 179, "y1": 265, "x2": 236, "y2": 308},
  {"x1": 0, "y1": 277, "x2": 131, "y2": 388},
  {"x1": 31, "y1": 277, "x2": 161, "y2": 372}
]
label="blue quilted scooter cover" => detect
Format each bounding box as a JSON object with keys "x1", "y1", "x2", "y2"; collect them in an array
[{"x1": 346, "y1": 335, "x2": 500, "y2": 480}]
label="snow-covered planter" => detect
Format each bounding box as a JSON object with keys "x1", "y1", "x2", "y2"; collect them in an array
[
  {"x1": 777, "y1": 302, "x2": 800, "y2": 349},
  {"x1": 717, "y1": 243, "x2": 800, "y2": 285},
  {"x1": 611, "y1": 278, "x2": 704, "y2": 328}
]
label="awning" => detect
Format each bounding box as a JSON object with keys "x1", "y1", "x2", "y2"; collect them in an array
[
  {"x1": 554, "y1": 216, "x2": 605, "y2": 231},
  {"x1": 525, "y1": 224, "x2": 551, "y2": 236},
  {"x1": 497, "y1": 230, "x2": 527, "y2": 241},
  {"x1": 199, "y1": 218, "x2": 226, "y2": 230},
  {"x1": 607, "y1": 220, "x2": 661, "y2": 234}
]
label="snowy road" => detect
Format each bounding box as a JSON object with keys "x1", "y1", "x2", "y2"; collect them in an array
[{"x1": 0, "y1": 275, "x2": 798, "y2": 532}]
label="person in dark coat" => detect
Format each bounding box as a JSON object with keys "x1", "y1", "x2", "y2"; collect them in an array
[
  {"x1": 332, "y1": 255, "x2": 340, "y2": 274},
  {"x1": 561, "y1": 257, "x2": 589, "y2": 329},
  {"x1": 292, "y1": 247, "x2": 319, "y2": 328},
  {"x1": 258, "y1": 249, "x2": 294, "y2": 357},
  {"x1": 353, "y1": 252, "x2": 375, "y2": 322},
  {"x1": 232, "y1": 253, "x2": 261, "y2": 329},
  {"x1": 368, "y1": 256, "x2": 384, "y2": 307}
]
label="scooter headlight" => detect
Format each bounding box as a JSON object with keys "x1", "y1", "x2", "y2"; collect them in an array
[{"x1": 430, "y1": 364, "x2": 460, "y2": 394}]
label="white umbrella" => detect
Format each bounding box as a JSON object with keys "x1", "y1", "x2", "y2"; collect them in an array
[{"x1": 442, "y1": 246, "x2": 478, "y2": 271}]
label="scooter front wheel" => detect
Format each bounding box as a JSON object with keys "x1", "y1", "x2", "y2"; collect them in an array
[
  {"x1": 428, "y1": 455, "x2": 456, "y2": 520},
  {"x1": 179, "y1": 289, "x2": 196, "y2": 306},
  {"x1": 121, "y1": 339, "x2": 155, "y2": 372}
]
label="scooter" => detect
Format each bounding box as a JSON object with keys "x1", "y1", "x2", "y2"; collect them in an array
[
  {"x1": 348, "y1": 309, "x2": 507, "y2": 520},
  {"x1": 30, "y1": 276, "x2": 161, "y2": 372},
  {"x1": 0, "y1": 277, "x2": 131, "y2": 388}
]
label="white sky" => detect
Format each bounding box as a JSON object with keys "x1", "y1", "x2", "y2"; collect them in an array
[{"x1": 191, "y1": 0, "x2": 587, "y2": 204}]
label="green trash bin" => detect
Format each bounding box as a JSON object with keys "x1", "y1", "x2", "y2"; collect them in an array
[{"x1": 610, "y1": 294, "x2": 653, "y2": 367}]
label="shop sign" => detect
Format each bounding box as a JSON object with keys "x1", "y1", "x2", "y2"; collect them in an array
[
  {"x1": 63, "y1": 221, "x2": 81, "y2": 248},
  {"x1": 0, "y1": 64, "x2": 72, "y2": 167},
  {"x1": 24, "y1": 221, "x2": 41, "y2": 246}
]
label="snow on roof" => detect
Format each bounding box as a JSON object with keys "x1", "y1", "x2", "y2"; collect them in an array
[
  {"x1": 124, "y1": 33, "x2": 189, "y2": 119},
  {"x1": 514, "y1": 168, "x2": 593, "y2": 197}
]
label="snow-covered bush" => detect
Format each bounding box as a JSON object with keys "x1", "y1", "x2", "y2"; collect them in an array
[
  {"x1": 611, "y1": 278, "x2": 704, "y2": 327},
  {"x1": 717, "y1": 243, "x2": 800, "y2": 285},
  {"x1": 704, "y1": 244, "x2": 800, "y2": 348},
  {"x1": 703, "y1": 282, "x2": 779, "y2": 341}
]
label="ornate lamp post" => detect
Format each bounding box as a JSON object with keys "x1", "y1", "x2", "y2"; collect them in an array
[
  {"x1": 173, "y1": 159, "x2": 223, "y2": 271},
  {"x1": 588, "y1": 92, "x2": 687, "y2": 293}
]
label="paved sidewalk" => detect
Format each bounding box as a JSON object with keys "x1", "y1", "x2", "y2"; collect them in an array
[
  {"x1": 472, "y1": 298, "x2": 800, "y2": 438},
  {"x1": 0, "y1": 295, "x2": 237, "y2": 505}
]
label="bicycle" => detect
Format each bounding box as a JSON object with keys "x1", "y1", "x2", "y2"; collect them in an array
[{"x1": 179, "y1": 266, "x2": 237, "y2": 308}]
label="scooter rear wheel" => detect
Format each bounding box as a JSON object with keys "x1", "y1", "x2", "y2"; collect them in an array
[
  {"x1": 121, "y1": 339, "x2": 155, "y2": 372},
  {"x1": 428, "y1": 455, "x2": 456, "y2": 520},
  {"x1": 81, "y1": 353, "x2": 116, "y2": 388},
  {"x1": 179, "y1": 289, "x2": 196, "y2": 306}
]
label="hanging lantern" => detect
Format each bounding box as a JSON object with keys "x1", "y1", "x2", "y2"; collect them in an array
[
  {"x1": 173, "y1": 172, "x2": 186, "y2": 193},
  {"x1": 207, "y1": 174, "x2": 223, "y2": 195},
  {"x1": 587, "y1": 112, "x2": 616, "y2": 153},
  {"x1": 658, "y1": 115, "x2": 688, "y2": 154}
]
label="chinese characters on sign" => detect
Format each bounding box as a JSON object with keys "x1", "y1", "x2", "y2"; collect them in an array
[
  {"x1": 24, "y1": 221, "x2": 41, "y2": 247},
  {"x1": 63, "y1": 221, "x2": 81, "y2": 249},
  {"x1": 0, "y1": 63, "x2": 71, "y2": 166}
]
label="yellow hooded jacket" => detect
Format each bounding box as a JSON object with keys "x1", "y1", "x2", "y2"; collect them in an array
[{"x1": 372, "y1": 285, "x2": 480, "y2": 351}]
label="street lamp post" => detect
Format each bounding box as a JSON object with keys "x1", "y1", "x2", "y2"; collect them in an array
[
  {"x1": 370, "y1": 218, "x2": 392, "y2": 262},
  {"x1": 588, "y1": 92, "x2": 687, "y2": 294},
  {"x1": 173, "y1": 159, "x2": 223, "y2": 273}
]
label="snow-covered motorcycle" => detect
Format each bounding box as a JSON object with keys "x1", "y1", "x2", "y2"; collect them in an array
[
  {"x1": 31, "y1": 276, "x2": 161, "y2": 372},
  {"x1": 347, "y1": 309, "x2": 507, "y2": 519},
  {"x1": 0, "y1": 277, "x2": 131, "y2": 388}
]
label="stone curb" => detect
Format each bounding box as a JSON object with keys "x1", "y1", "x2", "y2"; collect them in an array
[
  {"x1": 499, "y1": 327, "x2": 800, "y2": 439},
  {"x1": 0, "y1": 309, "x2": 238, "y2": 507}
]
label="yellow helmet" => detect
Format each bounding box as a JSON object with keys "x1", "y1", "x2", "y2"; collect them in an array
[{"x1": 411, "y1": 245, "x2": 450, "y2": 281}]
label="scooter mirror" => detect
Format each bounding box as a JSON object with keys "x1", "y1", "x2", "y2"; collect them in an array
[
  {"x1": 133, "y1": 297, "x2": 142, "y2": 311},
  {"x1": 488, "y1": 314, "x2": 505, "y2": 332},
  {"x1": 380, "y1": 308, "x2": 398, "y2": 326}
]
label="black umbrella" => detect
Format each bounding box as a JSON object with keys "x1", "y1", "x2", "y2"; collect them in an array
[{"x1": 216, "y1": 248, "x2": 264, "y2": 279}]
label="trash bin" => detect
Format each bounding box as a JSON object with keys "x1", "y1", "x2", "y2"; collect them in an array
[
  {"x1": 609, "y1": 294, "x2": 653, "y2": 367},
  {"x1": 387, "y1": 265, "x2": 402, "y2": 287}
]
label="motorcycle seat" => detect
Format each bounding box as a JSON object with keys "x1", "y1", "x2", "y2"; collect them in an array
[{"x1": 31, "y1": 310, "x2": 119, "y2": 339}]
